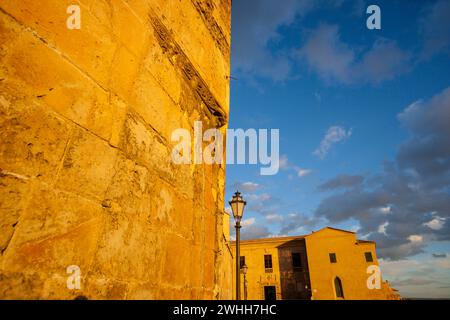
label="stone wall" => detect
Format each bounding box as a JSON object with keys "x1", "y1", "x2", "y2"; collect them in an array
[{"x1": 0, "y1": 0, "x2": 231, "y2": 299}]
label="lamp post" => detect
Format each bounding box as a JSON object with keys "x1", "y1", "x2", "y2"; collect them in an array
[
  {"x1": 242, "y1": 264, "x2": 248, "y2": 300},
  {"x1": 229, "y1": 191, "x2": 246, "y2": 301}
]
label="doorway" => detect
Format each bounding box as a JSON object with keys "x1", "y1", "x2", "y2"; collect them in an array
[{"x1": 264, "y1": 286, "x2": 276, "y2": 300}]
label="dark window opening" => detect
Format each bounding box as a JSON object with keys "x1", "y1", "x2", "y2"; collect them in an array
[
  {"x1": 292, "y1": 252, "x2": 302, "y2": 268},
  {"x1": 365, "y1": 252, "x2": 373, "y2": 262},
  {"x1": 264, "y1": 254, "x2": 273, "y2": 269},
  {"x1": 334, "y1": 277, "x2": 344, "y2": 298},
  {"x1": 240, "y1": 256, "x2": 245, "y2": 268},
  {"x1": 329, "y1": 253, "x2": 337, "y2": 263}
]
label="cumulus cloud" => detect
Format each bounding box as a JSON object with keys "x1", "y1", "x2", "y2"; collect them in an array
[
  {"x1": 314, "y1": 87, "x2": 450, "y2": 260},
  {"x1": 318, "y1": 174, "x2": 364, "y2": 191},
  {"x1": 419, "y1": 0, "x2": 450, "y2": 60},
  {"x1": 231, "y1": 223, "x2": 272, "y2": 240},
  {"x1": 313, "y1": 126, "x2": 352, "y2": 159},
  {"x1": 230, "y1": 216, "x2": 272, "y2": 240},
  {"x1": 298, "y1": 24, "x2": 355, "y2": 83},
  {"x1": 245, "y1": 193, "x2": 281, "y2": 216},
  {"x1": 279, "y1": 213, "x2": 322, "y2": 235},
  {"x1": 380, "y1": 206, "x2": 392, "y2": 214},
  {"x1": 247, "y1": 193, "x2": 272, "y2": 203},
  {"x1": 378, "y1": 221, "x2": 389, "y2": 235},
  {"x1": 265, "y1": 214, "x2": 284, "y2": 223},
  {"x1": 391, "y1": 278, "x2": 438, "y2": 287},
  {"x1": 396, "y1": 88, "x2": 450, "y2": 189},
  {"x1": 297, "y1": 24, "x2": 411, "y2": 84},
  {"x1": 274, "y1": 155, "x2": 313, "y2": 179},
  {"x1": 231, "y1": 1, "x2": 448, "y2": 85},
  {"x1": 423, "y1": 215, "x2": 446, "y2": 230},
  {"x1": 408, "y1": 235, "x2": 423, "y2": 243},
  {"x1": 231, "y1": 0, "x2": 369, "y2": 83},
  {"x1": 231, "y1": 0, "x2": 314, "y2": 82},
  {"x1": 231, "y1": 181, "x2": 260, "y2": 193},
  {"x1": 241, "y1": 217, "x2": 256, "y2": 227},
  {"x1": 380, "y1": 256, "x2": 450, "y2": 298}
]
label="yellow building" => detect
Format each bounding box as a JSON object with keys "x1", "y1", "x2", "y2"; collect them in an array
[{"x1": 231, "y1": 227, "x2": 401, "y2": 300}]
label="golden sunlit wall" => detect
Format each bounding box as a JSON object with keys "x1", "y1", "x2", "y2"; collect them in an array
[
  {"x1": 0, "y1": 0, "x2": 231, "y2": 299},
  {"x1": 305, "y1": 228, "x2": 399, "y2": 300}
]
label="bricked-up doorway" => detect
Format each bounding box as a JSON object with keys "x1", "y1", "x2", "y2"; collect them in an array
[{"x1": 264, "y1": 286, "x2": 277, "y2": 300}]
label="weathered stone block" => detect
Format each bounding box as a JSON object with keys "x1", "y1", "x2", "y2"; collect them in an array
[
  {"x1": 162, "y1": 233, "x2": 192, "y2": 287},
  {"x1": 0, "y1": 271, "x2": 44, "y2": 299},
  {"x1": 129, "y1": 68, "x2": 184, "y2": 142},
  {"x1": 0, "y1": 0, "x2": 118, "y2": 88},
  {"x1": 110, "y1": 45, "x2": 140, "y2": 101},
  {"x1": 120, "y1": 112, "x2": 173, "y2": 180},
  {"x1": 2, "y1": 214, "x2": 102, "y2": 277},
  {"x1": 3, "y1": 184, "x2": 103, "y2": 250},
  {"x1": 0, "y1": 11, "x2": 115, "y2": 142},
  {"x1": 0, "y1": 99, "x2": 72, "y2": 184},
  {"x1": 0, "y1": 174, "x2": 30, "y2": 254},
  {"x1": 104, "y1": 152, "x2": 153, "y2": 214},
  {"x1": 149, "y1": 0, "x2": 229, "y2": 109},
  {"x1": 88, "y1": 211, "x2": 162, "y2": 285},
  {"x1": 55, "y1": 128, "x2": 118, "y2": 200},
  {"x1": 81, "y1": 277, "x2": 129, "y2": 300},
  {"x1": 126, "y1": 282, "x2": 158, "y2": 300},
  {"x1": 141, "y1": 26, "x2": 182, "y2": 105}
]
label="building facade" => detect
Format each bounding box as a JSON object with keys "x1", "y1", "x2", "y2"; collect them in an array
[
  {"x1": 231, "y1": 227, "x2": 401, "y2": 300},
  {"x1": 0, "y1": 0, "x2": 232, "y2": 299}
]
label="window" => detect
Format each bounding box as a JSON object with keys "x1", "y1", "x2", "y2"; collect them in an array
[
  {"x1": 329, "y1": 253, "x2": 337, "y2": 263},
  {"x1": 292, "y1": 252, "x2": 302, "y2": 268},
  {"x1": 334, "y1": 277, "x2": 344, "y2": 298},
  {"x1": 264, "y1": 254, "x2": 273, "y2": 269},
  {"x1": 240, "y1": 256, "x2": 245, "y2": 268},
  {"x1": 365, "y1": 252, "x2": 373, "y2": 262},
  {"x1": 296, "y1": 281, "x2": 303, "y2": 292}
]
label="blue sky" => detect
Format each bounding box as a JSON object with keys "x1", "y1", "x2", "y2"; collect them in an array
[{"x1": 225, "y1": 0, "x2": 450, "y2": 298}]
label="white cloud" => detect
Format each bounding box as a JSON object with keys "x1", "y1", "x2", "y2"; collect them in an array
[
  {"x1": 378, "y1": 221, "x2": 389, "y2": 235},
  {"x1": 247, "y1": 193, "x2": 272, "y2": 202},
  {"x1": 313, "y1": 126, "x2": 352, "y2": 159},
  {"x1": 266, "y1": 214, "x2": 284, "y2": 223},
  {"x1": 299, "y1": 24, "x2": 354, "y2": 83},
  {"x1": 379, "y1": 206, "x2": 391, "y2": 214},
  {"x1": 424, "y1": 216, "x2": 446, "y2": 230},
  {"x1": 233, "y1": 181, "x2": 260, "y2": 193},
  {"x1": 241, "y1": 217, "x2": 256, "y2": 227},
  {"x1": 232, "y1": 0, "x2": 315, "y2": 82},
  {"x1": 279, "y1": 155, "x2": 289, "y2": 170},
  {"x1": 297, "y1": 168, "x2": 313, "y2": 177},
  {"x1": 239, "y1": 224, "x2": 272, "y2": 240},
  {"x1": 408, "y1": 235, "x2": 423, "y2": 243},
  {"x1": 380, "y1": 255, "x2": 450, "y2": 298},
  {"x1": 298, "y1": 24, "x2": 410, "y2": 84},
  {"x1": 278, "y1": 155, "x2": 313, "y2": 178}
]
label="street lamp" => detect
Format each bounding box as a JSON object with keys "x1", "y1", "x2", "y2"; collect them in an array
[
  {"x1": 241, "y1": 264, "x2": 248, "y2": 300},
  {"x1": 229, "y1": 191, "x2": 246, "y2": 300}
]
